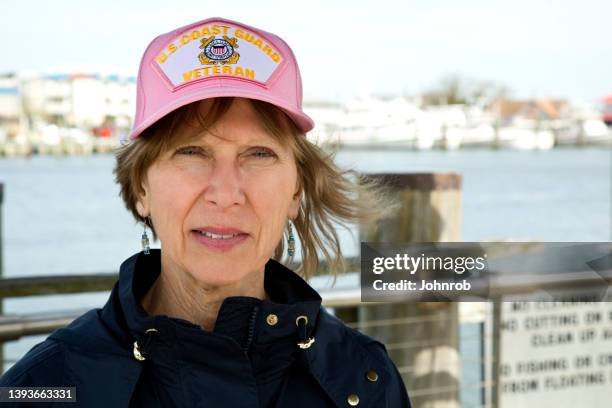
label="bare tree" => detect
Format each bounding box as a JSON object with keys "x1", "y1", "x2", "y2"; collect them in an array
[{"x1": 422, "y1": 74, "x2": 511, "y2": 106}]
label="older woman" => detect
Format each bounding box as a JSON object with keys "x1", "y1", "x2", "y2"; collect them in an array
[{"x1": 0, "y1": 17, "x2": 410, "y2": 407}]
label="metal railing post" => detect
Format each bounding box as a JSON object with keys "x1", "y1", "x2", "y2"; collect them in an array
[
  {"x1": 491, "y1": 297, "x2": 502, "y2": 408},
  {"x1": 0, "y1": 182, "x2": 4, "y2": 371}
]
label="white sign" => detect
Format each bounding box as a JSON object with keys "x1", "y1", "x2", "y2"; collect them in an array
[{"x1": 500, "y1": 300, "x2": 612, "y2": 408}]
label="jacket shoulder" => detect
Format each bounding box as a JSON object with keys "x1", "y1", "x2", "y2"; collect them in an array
[
  {"x1": 0, "y1": 338, "x2": 66, "y2": 387},
  {"x1": 0, "y1": 307, "x2": 126, "y2": 387},
  {"x1": 317, "y1": 307, "x2": 412, "y2": 408},
  {"x1": 47, "y1": 308, "x2": 130, "y2": 356},
  {"x1": 316, "y1": 306, "x2": 391, "y2": 359},
  {"x1": 354, "y1": 332, "x2": 412, "y2": 408}
]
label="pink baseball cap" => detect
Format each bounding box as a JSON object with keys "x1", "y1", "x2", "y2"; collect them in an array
[{"x1": 129, "y1": 17, "x2": 314, "y2": 140}]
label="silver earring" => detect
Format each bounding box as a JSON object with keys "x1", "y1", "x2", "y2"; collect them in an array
[
  {"x1": 287, "y1": 219, "x2": 295, "y2": 258},
  {"x1": 141, "y1": 217, "x2": 151, "y2": 255}
]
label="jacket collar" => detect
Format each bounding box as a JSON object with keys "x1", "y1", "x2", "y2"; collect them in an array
[{"x1": 113, "y1": 249, "x2": 322, "y2": 349}]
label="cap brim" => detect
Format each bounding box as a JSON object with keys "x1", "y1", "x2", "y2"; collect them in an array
[{"x1": 129, "y1": 85, "x2": 314, "y2": 140}]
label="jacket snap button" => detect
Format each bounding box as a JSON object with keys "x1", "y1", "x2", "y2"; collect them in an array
[
  {"x1": 347, "y1": 393, "x2": 360, "y2": 406},
  {"x1": 366, "y1": 370, "x2": 378, "y2": 382},
  {"x1": 133, "y1": 341, "x2": 145, "y2": 361},
  {"x1": 266, "y1": 313, "x2": 278, "y2": 326}
]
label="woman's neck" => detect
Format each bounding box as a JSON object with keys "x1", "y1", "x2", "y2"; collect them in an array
[{"x1": 140, "y1": 260, "x2": 268, "y2": 331}]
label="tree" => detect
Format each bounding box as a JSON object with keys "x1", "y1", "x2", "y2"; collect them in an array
[{"x1": 422, "y1": 74, "x2": 511, "y2": 107}]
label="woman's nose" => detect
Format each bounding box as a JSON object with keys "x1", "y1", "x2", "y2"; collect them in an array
[{"x1": 203, "y1": 159, "x2": 246, "y2": 208}]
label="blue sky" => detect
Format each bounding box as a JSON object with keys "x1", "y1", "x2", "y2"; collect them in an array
[{"x1": 2, "y1": 0, "x2": 610, "y2": 103}]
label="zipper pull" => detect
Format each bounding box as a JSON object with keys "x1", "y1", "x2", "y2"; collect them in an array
[{"x1": 295, "y1": 315, "x2": 315, "y2": 349}]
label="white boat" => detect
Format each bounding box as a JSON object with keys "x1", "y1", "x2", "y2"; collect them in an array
[
  {"x1": 498, "y1": 127, "x2": 555, "y2": 150},
  {"x1": 329, "y1": 121, "x2": 419, "y2": 149},
  {"x1": 555, "y1": 119, "x2": 612, "y2": 146},
  {"x1": 456, "y1": 124, "x2": 496, "y2": 148}
]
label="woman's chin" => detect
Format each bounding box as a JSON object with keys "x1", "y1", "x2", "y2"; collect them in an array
[{"x1": 188, "y1": 267, "x2": 254, "y2": 288}]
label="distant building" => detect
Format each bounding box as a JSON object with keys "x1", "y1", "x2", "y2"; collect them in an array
[
  {"x1": 0, "y1": 73, "x2": 25, "y2": 141},
  {"x1": 20, "y1": 73, "x2": 136, "y2": 130},
  {"x1": 601, "y1": 95, "x2": 612, "y2": 125},
  {"x1": 488, "y1": 99, "x2": 569, "y2": 126}
]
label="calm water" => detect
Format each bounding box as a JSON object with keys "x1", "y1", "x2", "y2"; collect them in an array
[{"x1": 0, "y1": 147, "x2": 609, "y2": 367}]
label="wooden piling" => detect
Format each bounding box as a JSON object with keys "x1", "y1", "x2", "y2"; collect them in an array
[{"x1": 359, "y1": 173, "x2": 463, "y2": 408}]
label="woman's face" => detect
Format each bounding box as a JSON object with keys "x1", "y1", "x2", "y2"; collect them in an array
[{"x1": 136, "y1": 98, "x2": 301, "y2": 287}]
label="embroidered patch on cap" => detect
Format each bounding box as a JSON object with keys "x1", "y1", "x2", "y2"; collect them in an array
[{"x1": 153, "y1": 22, "x2": 283, "y2": 89}]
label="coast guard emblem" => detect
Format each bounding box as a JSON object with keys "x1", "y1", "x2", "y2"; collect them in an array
[{"x1": 199, "y1": 36, "x2": 240, "y2": 65}]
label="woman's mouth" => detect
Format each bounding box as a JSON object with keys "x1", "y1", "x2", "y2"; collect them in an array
[
  {"x1": 190, "y1": 228, "x2": 249, "y2": 252},
  {"x1": 195, "y1": 230, "x2": 243, "y2": 239}
]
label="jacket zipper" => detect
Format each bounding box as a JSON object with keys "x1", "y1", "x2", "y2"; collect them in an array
[{"x1": 243, "y1": 305, "x2": 260, "y2": 355}]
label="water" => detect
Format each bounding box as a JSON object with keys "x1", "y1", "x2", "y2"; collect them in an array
[
  {"x1": 334, "y1": 147, "x2": 610, "y2": 242},
  {"x1": 0, "y1": 147, "x2": 609, "y2": 369}
]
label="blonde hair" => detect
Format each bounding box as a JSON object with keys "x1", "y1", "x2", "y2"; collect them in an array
[{"x1": 114, "y1": 97, "x2": 396, "y2": 280}]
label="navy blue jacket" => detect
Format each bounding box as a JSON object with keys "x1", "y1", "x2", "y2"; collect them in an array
[{"x1": 0, "y1": 250, "x2": 411, "y2": 407}]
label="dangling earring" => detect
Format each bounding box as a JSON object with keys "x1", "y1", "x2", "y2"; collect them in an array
[
  {"x1": 141, "y1": 217, "x2": 151, "y2": 255},
  {"x1": 287, "y1": 219, "x2": 295, "y2": 259}
]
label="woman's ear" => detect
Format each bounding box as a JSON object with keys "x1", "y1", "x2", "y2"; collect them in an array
[
  {"x1": 135, "y1": 182, "x2": 150, "y2": 218},
  {"x1": 288, "y1": 183, "x2": 302, "y2": 220},
  {"x1": 136, "y1": 200, "x2": 147, "y2": 218}
]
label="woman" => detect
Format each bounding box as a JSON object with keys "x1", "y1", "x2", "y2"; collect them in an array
[{"x1": 0, "y1": 17, "x2": 411, "y2": 407}]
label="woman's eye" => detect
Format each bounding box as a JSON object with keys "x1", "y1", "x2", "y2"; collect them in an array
[
  {"x1": 177, "y1": 146, "x2": 203, "y2": 156},
  {"x1": 249, "y1": 148, "x2": 276, "y2": 158}
]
